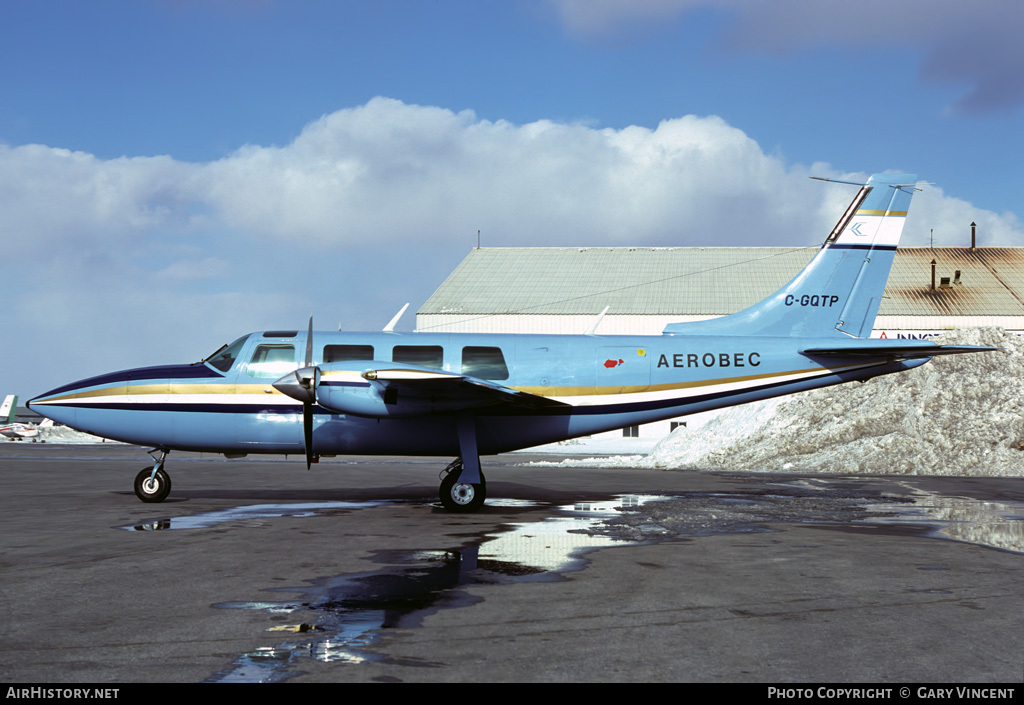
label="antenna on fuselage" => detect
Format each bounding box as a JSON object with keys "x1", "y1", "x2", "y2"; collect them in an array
[
  {"x1": 584, "y1": 306, "x2": 610, "y2": 335},
  {"x1": 383, "y1": 303, "x2": 410, "y2": 332}
]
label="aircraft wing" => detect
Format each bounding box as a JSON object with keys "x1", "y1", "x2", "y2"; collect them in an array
[
  {"x1": 314, "y1": 363, "x2": 568, "y2": 418},
  {"x1": 366, "y1": 368, "x2": 567, "y2": 410},
  {"x1": 801, "y1": 343, "x2": 1002, "y2": 361}
]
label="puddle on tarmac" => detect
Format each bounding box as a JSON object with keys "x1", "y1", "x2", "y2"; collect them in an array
[
  {"x1": 866, "y1": 485, "x2": 1024, "y2": 554},
  {"x1": 117, "y1": 487, "x2": 1024, "y2": 681},
  {"x1": 120, "y1": 501, "x2": 389, "y2": 531},
  {"x1": 206, "y1": 496, "x2": 651, "y2": 682},
  {"x1": 775, "y1": 478, "x2": 1024, "y2": 554},
  {"x1": 581, "y1": 481, "x2": 1024, "y2": 557}
]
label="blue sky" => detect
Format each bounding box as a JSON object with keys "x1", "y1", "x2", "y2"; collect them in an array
[{"x1": 2, "y1": 0, "x2": 1023, "y2": 398}]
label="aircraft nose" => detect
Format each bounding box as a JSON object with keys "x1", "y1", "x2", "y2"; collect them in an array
[
  {"x1": 25, "y1": 371, "x2": 123, "y2": 427},
  {"x1": 26, "y1": 390, "x2": 74, "y2": 426}
]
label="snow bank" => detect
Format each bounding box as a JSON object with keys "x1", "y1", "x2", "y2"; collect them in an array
[
  {"x1": 645, "y1": 327, "x2": 1024, "y2": 476},
  {"x1": 36, "y1": 426, "x2": 120, "y2": 444}
]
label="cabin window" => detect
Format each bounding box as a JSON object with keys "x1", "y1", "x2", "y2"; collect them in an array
[
  {"x1": 622, "y1": 425, "x2": 640, "y2": 438},
  {"x1": 204, "y1": 335, "x2": 249, "y2": 373},
  {"x1": 246, "y1": 344, "x2": 297, "y2": 378},
  {"x1": 324, "y1": 345, "x2": 374, "y2": 362},
  {"x1": 392, "y1": 345, "x2": 443, "y2": 369},
  {"x1": 461, "y1": 346, "x2": 509, "y2": 380}
]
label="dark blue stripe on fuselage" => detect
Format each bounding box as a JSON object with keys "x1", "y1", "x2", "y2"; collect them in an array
[
  {"x1": 37, "y1": 364, "x2": 223, "y2": 397},
  {"x1": 38, "y1": 401, "x2": 306, "y2": 414}
]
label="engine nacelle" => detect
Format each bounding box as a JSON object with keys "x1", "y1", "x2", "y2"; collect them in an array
[{"x1": 314, "y1": 363, "x2": 477, "y2": 418}]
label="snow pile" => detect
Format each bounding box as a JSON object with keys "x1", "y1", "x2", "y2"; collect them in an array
[
  {"x1": 38, "y1": 425, "x2": 120, "y2": 444},
  {"x1": 645, "y1": 327, "x2": 1024, "y2": 476}
]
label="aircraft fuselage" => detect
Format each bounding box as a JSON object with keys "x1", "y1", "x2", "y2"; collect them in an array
[{"x1": 29, "y1": 329, "x2": 924, "y2": 455}]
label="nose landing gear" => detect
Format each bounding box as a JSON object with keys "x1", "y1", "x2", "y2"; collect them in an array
[{"x1": 134, "y1": 449, "x2": 171, "y2": 503}]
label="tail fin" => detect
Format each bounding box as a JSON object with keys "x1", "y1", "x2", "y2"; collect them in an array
[
  {"x1": 663, "y1": 172, "x2": 917, "y2": 338},
  {"x1": 0, "y1": 395, "x2": 17, "y2": 423}
]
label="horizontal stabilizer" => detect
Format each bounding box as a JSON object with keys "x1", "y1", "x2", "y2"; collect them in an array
[{"x1": 801, "y1": 344, "x2": 1002, "y2": 361}]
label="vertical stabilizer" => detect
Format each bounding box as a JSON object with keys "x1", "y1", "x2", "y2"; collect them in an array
[
  {"x1": 0, "y1": 395, "x2": 17, "y2": 423},
  {"x1": 830, "y1": 174, "x2": 915, "y2": 337},
  {"x1": 663, "y1": 172, "x2": 917, "y2": 338}
]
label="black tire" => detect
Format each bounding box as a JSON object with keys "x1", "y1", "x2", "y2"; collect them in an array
[
  {"x1": 439, "y1": 468, "x2": 486, "y2": 513},
  {"x1": 134, "y1": 466, "x2": 171, "y2": 503}
]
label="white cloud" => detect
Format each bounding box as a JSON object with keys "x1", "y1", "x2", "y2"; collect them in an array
[
  {"x1": 0, "y1": 144, "x2": 200, "y2": 251},
  {"x1": 5, "y1": 97, "x2": 1020, "y2": 256},
  {"x1": 197, "y1": 99, "x2": 813, "y2": 248},
  {"x1": 912, "y1": 186, "x2": 1022, "y2": 248}
]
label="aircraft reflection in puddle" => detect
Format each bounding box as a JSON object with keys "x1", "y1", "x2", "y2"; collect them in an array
[{"x1": 206, "y1": 497, "x2": 650, "y2": 682}]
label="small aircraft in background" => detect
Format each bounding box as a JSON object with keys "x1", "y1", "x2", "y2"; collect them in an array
[
  {"x1": 28, "y1": 173, "x2": 999, "y2": 510},
  {"x1": 0, "y1": 395, "x2": 53, "y2": 441}
]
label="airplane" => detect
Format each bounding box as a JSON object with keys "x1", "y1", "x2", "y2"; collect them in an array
[
  {"x1": 28, "y1": 172, "x2": 1000, "y2": 511},
  {"x1": 0, "y1": 395, "x2": 53, "y2": 441}
]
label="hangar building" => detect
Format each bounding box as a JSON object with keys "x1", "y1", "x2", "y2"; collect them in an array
[
  {"x1": 418, "y1": 246, "x2": 1024, "y2": 337},
  {"x1": 416, "y1": 243, "x2": 1024, "y2": 441}
]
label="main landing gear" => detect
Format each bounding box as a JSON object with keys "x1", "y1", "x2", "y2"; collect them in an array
[
  {"x1": 134, "y1": 449, "x2": 171, "y2": 503},
  {"x1": 439, "y1": 458, "x2": 486, "y2": 513},
  {"x1": 437, "y1": 414, "x2": 488, "y2": 513}
]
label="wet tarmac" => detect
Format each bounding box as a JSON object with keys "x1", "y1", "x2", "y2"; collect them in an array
[{"x1": 2, "y1": 443, "x2": 1024, "y2": 682}]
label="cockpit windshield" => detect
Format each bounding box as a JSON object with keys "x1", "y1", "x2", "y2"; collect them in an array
[{"x1": 202, "y1": 335, "x2": 249, "y2": 373}]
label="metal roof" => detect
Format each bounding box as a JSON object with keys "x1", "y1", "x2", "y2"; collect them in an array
[
  {"x1": 885, "y1": 248, "x2": 1024, "y2": 316},
  {"x1": 419, "y1": 247, "x2": 1024, "y2": 318}
]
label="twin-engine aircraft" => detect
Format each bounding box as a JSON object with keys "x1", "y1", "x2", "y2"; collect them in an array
[{"x1": 29, "y1": 173, "x2": 998, "y2": 510}]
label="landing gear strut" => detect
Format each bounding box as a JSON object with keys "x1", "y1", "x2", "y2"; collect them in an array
[
  {"x1": 439, "y1": 458, "x2": 486, "y2": 513},
  {"x1": 134, "y1": 449, "x2": 171, "y2": 503},
  {"x1": 437, "y1": 414, "x2": 487, "y2": 512}
]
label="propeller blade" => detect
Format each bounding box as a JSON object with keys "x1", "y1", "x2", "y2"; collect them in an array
[
  {"x1": 303, "y1": 401, "x2": 314, "y2": 470},
  {"x1": 271, "y1": 318, "x2": 319, "y2": 469},
  {"x1": 305, "y1": 315, "x2": 314, "y2": 367},
  {"x1": 304, "y1": 316, "x2": 315, "y2": 469}
]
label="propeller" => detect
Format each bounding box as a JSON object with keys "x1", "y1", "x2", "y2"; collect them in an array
[{"x1": 272, "y1": 316, "x2": 319, "y2": 469}]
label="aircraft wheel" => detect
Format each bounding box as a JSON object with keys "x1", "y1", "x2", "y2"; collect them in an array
[
  {"x1": 134, "y1": 466, "x2": 171, "y2": 503},
  {"x1": 439, "y1": 469, "x2": 486, "y2": 513}
]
